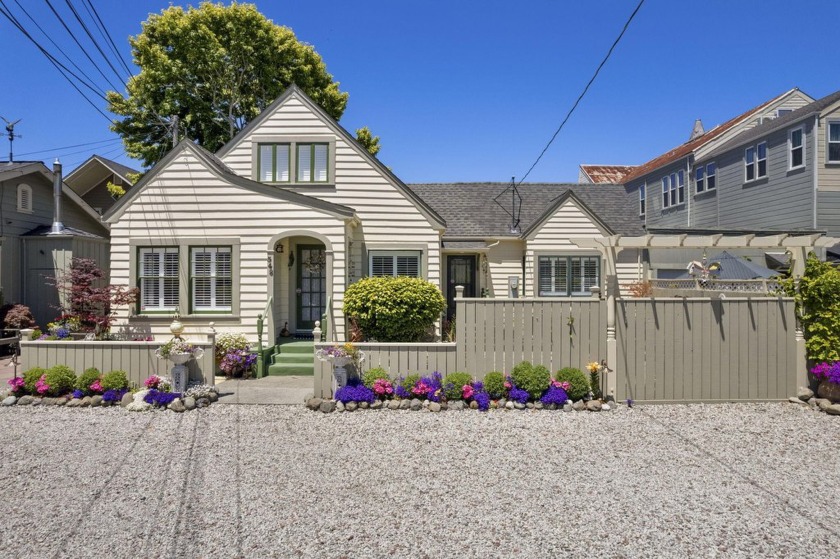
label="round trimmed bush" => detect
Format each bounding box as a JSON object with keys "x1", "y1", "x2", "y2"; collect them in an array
[
  {"x1": 483, "y1": 371, "x2": 506, "y2": 399},
  {"x1": 443, "y1": 372, "x2": 473, "y2": 400},
  {"x1": 44, "y1": 365, "x2": 77, "y2": 396},
  {"x1": 343, "y1": 276, "x2": 446, "y2": 342},
  {"x1": 555, "y1": 367, "x2": 590, "y2": 401},
  {"x1": 76, "y1": 367, "x2": 102, "y2": 394},
  {"x1": 510, "y1": 361, "x2": 550, "y2": 400},
  {"x1": 362, "y1": 367, "x2": 390, "y2": 388},
  {"x1": 22, "y1": 367, "x2": 48, "y2": 394},
  {"x1": 101, "y1": 370, "x2": 129, "y2": 391},
  {"x1": 399, "y1": 374, "x2": 420, "y2": 396}
]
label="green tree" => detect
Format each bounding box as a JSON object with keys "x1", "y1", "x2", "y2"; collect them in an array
[
  {"x1": 782, "y1": 253, "x2": 840, "y2": 362},
  {"x1": 354, "y1": 126, "x2": 380, "y2": 157},
  {"x1": 108, "y1": 2, "x2": 379, "y2": 166}
]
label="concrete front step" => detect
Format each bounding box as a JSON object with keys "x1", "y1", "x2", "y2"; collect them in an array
[{"x1": 268, "y1": 362, "x2": 314, "y2": 376}]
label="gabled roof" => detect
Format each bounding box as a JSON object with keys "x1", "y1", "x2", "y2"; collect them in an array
[
  {"x1": 103, "y1": 140, "x2": 357, "y2": 223},
  {"x1": 216, "y1": 84, "x2": 445, "y2": 230},
  {"x1": 407, "y1": 183, "x2": 644, "y2": 238},
  {"x1": 621, "y1": 88, "x2": 805, "y2": 183},
  {"x1": 705, "y1": 88, "x2": 840, "y2": 159},
  {"x1": 579, "y1": 164, "x2": 635, "y2": 184},
  {"x1": 65, "y1": 154, "x2": 139, "y2": 195}
]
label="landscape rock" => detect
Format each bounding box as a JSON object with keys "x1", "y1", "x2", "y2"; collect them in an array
[
  {"x1": 306, "y1": 397, "x2": 323, "y2": 411},
  {"x1": 816, "y1": 399, "x2": 832, "y2": 411},
  {"x1": 31, "y1": 398, "x2": 41, "y2": 406},
  {"x1": 534, "y1": 402, "x2": 544, "y2": 410},
  {"x1": 197, "y1": 398, "x2": 210, "y2": 408},
  {"x1": 817, "y1": 380, "x2": 840, "y2": 403},
  {"x1": 586, "y1": 400, "x2": 602, "y2": 412},
  {"x1": 409, "y1": 399, "x2": 422, "y2": 411},
  {"x1": 513, "y1": 402, "x2": 525, "y2": 410},
  {"x1": 497, "y1": 398, "x2": 506, "y2": 408},
  {"x1": 370, "y1": 400, "x2": 383, "y2": 410},
  {"x1": 526, "y1": 402, "x2": 535, "y2": 409},
  {"x1": 80, "y1": 397, "x2": 92, "y2": 407},
  {"x1": 788, "y1": 396, "x2": 809, "y2": 407},
  {"x1": 359, "y1": 401, "x2": 369, "y2": 409},
  {"x1": 121, "y1": 393, "x2": 133, "y2": 407},
  {"x1": 470, "y1": 400, "x2": 479, "y2": 410},
  {"x1": 429, "y1": 402, "x2": 441, "y2": 412},
  {"x1": 399, "y1": 399, "x2": 411, "y2": 410},
  {"x1": 797, "y1": 387, "x2": 814, "y2": 401},
  {"x1": 602, "y1": 403, "x2": 612, "y2": 411},
  {"x1": 345, "y1": 401, "x2": 357, "y2": 412},
  {"x1": 17, "y1": 395, "x2": 34, "y2": 406},
  {"x1": 208, "y1": 392, "x2": 219, "y2": 402},
  {"x1": 55, "y1": 398, "x2": 67, "y2": 406},
  {"x1": 168, "y1": 399, "x2": 186, "y2": 413},
  {"x1": 335, "y1": 401, "x2": 345, "y2": 412},
  {"x1": 572, "y1": 400, "x2": 586, "y2": 411},
  {"x1": 2, "y1": 396, "x2": 17, "y2": 406},
  {"x1": 184, "y1": 397, "x2": 196, "y2": 410},
  {"x1": 449, "y1": 400, "x2": 465, "y2": 411},
  {"x1": 319, "y1": 400, "x2": 336, "y2": 413},
  {"x1": 90, "y1": 395, "x2": 103, "y2": 407},
  {"x1": 505, "y1": 401, "x2": 514, "y2": 410},
  {"x1": 387, "y1": 400, "x2": 400, "y2": 410},
  {"x1": 66, "y1": 399, "x2": 80, "y2": 408},
  {"x1": 825, "y1": 404, "x2": 840, "y2": 416}
]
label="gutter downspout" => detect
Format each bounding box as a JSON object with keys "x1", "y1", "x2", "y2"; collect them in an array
[
  {"x1": 686, "y1": 157, "x2": 692, "y2": 227},
  {"x1": 48, "y1": 159, "x2": 65, "y2": 235}
]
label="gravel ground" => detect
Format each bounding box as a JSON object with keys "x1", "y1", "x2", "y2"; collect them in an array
[{"x1": 0, "y1": 402, "x2": 838, "y2": 558}]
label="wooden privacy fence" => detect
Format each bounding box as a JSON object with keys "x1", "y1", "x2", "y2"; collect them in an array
[
  {"x1": 615, "y1": 298, "x2": 798, "y2": 403},
  {"x1": 20, "y1": 340, "x2": 216, "y2": 387}
]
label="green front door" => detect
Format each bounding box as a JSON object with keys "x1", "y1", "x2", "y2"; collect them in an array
[{"x1": 296, "y1": 245, "x2": 326, "y2": 330}]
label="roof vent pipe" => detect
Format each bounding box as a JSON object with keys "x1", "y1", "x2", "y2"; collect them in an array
[
  {"x1": 689, "y1": 119, "x2": 705, "y2": 141},
  {"x1": 49, "y1": 159, "x2": 65, "y2": 235}
]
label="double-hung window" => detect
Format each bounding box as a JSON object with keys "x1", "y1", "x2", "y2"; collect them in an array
[
  {"x1": 706, "y1": 163, "x2": 716, "y2": 190},
  {"x1": 297, "y1": 143, "x2": 329, "y2": 183},
  {"x1": 662, "y1": 172, "x2": 683, "y2": 208},
  {"x1": 745, "y1": 143, "x2": 767, "y2": 182},
  {"x1": 695, "y1": 166, "x2": 705, "y2": 193},
  {"x1": 662, "y1": 175, "x2": 671, "y2": 208},
  {"x1": 538, "y1": 255, "x2": 600, "y2": 297},
  {"x1": 676, "y1": 170, "x2": 685, "y2": 204},
  {"x1": 789, "y1": 127, "x2": 805, "y2": 169},
  {"x1": 639, "y1": 183, "x2": 646, "y2": 216},
  {"x1": 756, "y1": 142, "x2": 767, "y2": 178},
  {"x1": 191, "y1": 247, "x2": 232, "y2": 312},
  {"x1": 745, "y1": 146, "x2": 756, "y2": 181},
  {"x1": 828, "y1": 122, "x2": 840, "y2": 163},
  {"x1": 139, "y1": 248, "x2": 179, "y2": 312},
  {"x1": 258, "y1": 144, "x2": 290, "y2": 182},
  {"x1": 369, "y1": 251, "x2": 421, "y2": 277}
]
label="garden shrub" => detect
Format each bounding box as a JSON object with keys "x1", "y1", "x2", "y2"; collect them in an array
[
  {"x1": 22, "y1": 367, "x2": 47, "y2": 394},
  {"x1": 76, "y1": 367, "x2": 102, "y2": 394},
  {"x1": 215, "y1": 333, "x2": 250, "y2": 363},
  {"x1": 44, "y1": 365, "x2": 77, "y2": 396},
  {"x1": 362, "y1": 367, "x2": 390, "y2": 388},
  {"x1": 1, "y1": 304, "x2": 36, "y2": 329},
  {"x1": 442, "y1": 371, "x2": 473, "y2": 400},
  {"x1": 782, "y1": 253, "x2": 840, "y2": 362},
  {"x1": 343, "y1": 276, "x2": 446, "y2": 342},
  {"x1": 510, "y1": 361, "x2": 551, "y2": 400},
  {"x1": 483, "y1": 371, "x2": 506, "y2": 399},
  {"x1": 397, "y1": 374, "x2": 420, "y2": 398},
  {"x1": 101, "y1": 370, "x2": 129, "y2": 391},
  {"x1": 554, "y1": 367, "x2": 590, "y2": 401}
]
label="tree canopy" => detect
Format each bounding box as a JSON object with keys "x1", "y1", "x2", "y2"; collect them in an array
[{"x1": 108, "y1": 2, "x2": 378, "y2": 166}]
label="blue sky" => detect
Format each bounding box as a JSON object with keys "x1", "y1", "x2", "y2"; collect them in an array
[{"x1": 1, "y1": 0, "x2": 838, "y2": 182}]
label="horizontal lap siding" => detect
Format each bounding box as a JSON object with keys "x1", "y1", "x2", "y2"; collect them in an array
[
  {"x1": 486, "y1": 240, "x2": 524, "y2": 298},
  {"x1": 615, "y1": 298, "x2": 796, "y2": 403}
]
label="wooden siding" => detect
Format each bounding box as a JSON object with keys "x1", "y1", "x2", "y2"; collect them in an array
[
  {"x1": 636, "y1": 159, "x2": 691, "y2": 229},
  {"x1": 108, "y1": 149, "x2": 348, "y2": 342},
  {"x1": 1, "y1": 236, "x2": 22, "y2": 303},
  {"x1": 21, "y1": 339, "x2": 216, "y2": 387},
  {"x1": 455, "y1": 298, "x2": 606, "y2": 376},
  {"x1": 615, "y1": 298, "x2": 797, "y2": 402},
  {"x1": 486, "y1": 240, "x2": 523, "y2": 297},
  {"x1": 616, "y1": 249, "x2": 643, "y2": 295},
  {"x1": 817, "y1": 103, "x2": 840, "y2": 194},
  {"x1": 816, "y1": 191, "x2": 840, "y2": 236},
  {"x1": 219, "y1": 94, "x2": 441, "y2": 291}
]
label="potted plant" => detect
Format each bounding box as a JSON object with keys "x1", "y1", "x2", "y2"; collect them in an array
[
  {"x1": 315, "y1": 343, "x2": 365, "y2": 387},
  {"x1": 155, "y1": 338, "x2": 205, "y2": 392}
]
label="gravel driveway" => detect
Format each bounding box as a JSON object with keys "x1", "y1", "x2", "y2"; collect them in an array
[{"x1": 1, "y1": 403, "x2": 838, "y2": 558}]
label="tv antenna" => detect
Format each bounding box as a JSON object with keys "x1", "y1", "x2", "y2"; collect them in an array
[
  {"x1": 493, "y1": 176, "x2": 522, "y2": 234},
  {"x1": 0, "y1": 117, "x2": 22, "y2": 163}
]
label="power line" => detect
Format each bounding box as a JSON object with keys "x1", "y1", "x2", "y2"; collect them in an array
[
  {"x1": 43, "y1": 0, "x2": 123, "y2": 92},
  {"x1": 64, "y1": 0, "x2": 127, "y2": 85},
  {"x1": 517, "y1": 0, "x2": 645, "y2": 184},
  {"x1": 17, "y1": 137, "x2": 119, "y2": 156},
  {"x1": 80, "y1": 0, "x2": 132, "y2": 76}
]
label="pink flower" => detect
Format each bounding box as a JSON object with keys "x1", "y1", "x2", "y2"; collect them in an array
[
  {"x1": 35, "y1": 375, "x2": 50, "y2": 395},
  {"x1": 504, "y1": 381, "x2": 512, "y2": 389},
  {"x1": 89, "y1": 379, "x2": 103, "y2": 394},
  {"x1": 561, "y1": 381, "x2": 571, "y2": 391},
  {"x1": 373, "y1": 378, "x2": 394, "y2": 396},
  {"x1": 412, "y1": 381, "x2": 430, "y2": 396},
  {"x1": 7, "y1": 377, "x2": 24, "y2": 392},
  {"x1": 144, "y1": 375, "x2": 160, "y2": 389},
  {"x1": 462, "y1": 384, "x2": 474, "y2": 399}
]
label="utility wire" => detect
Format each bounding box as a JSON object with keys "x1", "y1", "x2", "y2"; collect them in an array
[
  {"x1": 17, "y1": 137, "x2": 119, "y2": 156},
  {"x1": 517, "y1": 0, "x2": 645, "y2": 184},
  {"x1": 43, "y1": 0, "x2": 123, "y2": 92},
  {"x1": 64, "y1": 0, "x2": 127, "y2": 85},
  {"x1": 0, "y1": 2, "x2": 111, "y2": 120},
  {"x1": 80, "y1": 0, "x2": 132, "y2": 76},
  {"x1": 10, "y1": 0, "x2": 103, "y2": 96}
]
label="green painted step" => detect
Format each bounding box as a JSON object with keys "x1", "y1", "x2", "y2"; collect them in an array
[{"x1": 268, "y1": 340, "x2": 314, "y2": 376}]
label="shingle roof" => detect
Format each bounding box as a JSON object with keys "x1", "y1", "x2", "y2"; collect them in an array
[
  {"x1": 579, "y1": 164, "x2": 636, "y2": 184},
  {"x1": 93, "y1": 156, "x2": 139, "y2": 182},
  {"x1": 407, "y1": 183, "x2": 644, "y2": 238},
  {"x1": 705, "y1": 88, "x2": 840, "y2": 159},
  {"x1": 22, "y1": 225, "x2": 105, "y2": 239},
  {"x1": 621, "y1": 89, "x2": 801, "y2": 183}
]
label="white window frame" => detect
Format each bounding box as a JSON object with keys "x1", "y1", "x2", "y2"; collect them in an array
[
  {"x1": 662, "y1": 176, "x2": 671, "y2": 208},
  {"x1": 368, "y1": 250, "x2": 422, "y2": 278},
  {"x1": 190, "y1": 246, "x2": 233, "y2": 313},
  {"x1": 745, "y1": 146, "x2": 756, "y2": 182},
  {"x1": 789, "y1": 127, "x2": 805, "y2": 170},
  {"x1": 639, "y1": 183, "x2": 646, "y2": 216},
  {"x1": 705, "y1": 162, "x2": 717, "y2": 191},
  {"x1": 827, "y1": 121, "x2": 840, "y2": 164},
  {"x1": 16, "y1": 183, "x2": 32, "y2": 213},
  {"x1": 537, "y1": 255, "x2": 600, "y2": 297},
  {"x1": 139, "y1": 247, "x2": 179, "y2": 313},
  {"x1": 756, "y1": 142, "x2": 767, "y2": 178},
  {"x1": 695, "y1": 165, "x2": 705, "y2": 193},
  {"x1": 677, "y1": 169, "x2": 685, "y2": 204}
]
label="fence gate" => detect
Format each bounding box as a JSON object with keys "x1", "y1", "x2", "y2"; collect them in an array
[{"x1": 615, "y1": 298, "x2": 797, "y2": 403}]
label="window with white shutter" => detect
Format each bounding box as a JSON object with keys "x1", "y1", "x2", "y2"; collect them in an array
[
  {"x1": 258, "y1": 144, "x2": 290, "y2": 182},
  {"x1": 369, "y1": 251, "x2": 421, "y2": 278},
  {"x1": 538, "y1": 255, "x2": 600, "y2": 297},
  {"x1": 139, "y1": 247, "x2": 179, "y2": 311},
  {"x1": 297, "y1": 143, "x2": 329, "y2": 183},
  {"x1": 191, "y1": 247, "x2": 232, "y2": 312}
]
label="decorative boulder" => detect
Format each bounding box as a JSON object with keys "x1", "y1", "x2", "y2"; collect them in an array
[
  {"x1": 306, "y1": 398, "x2": 323, "y2": 411},
  {"x1": 90, "y1": 395, "x2": 103, "y2": 407},
  {"x1": 17, "y1": 395, "x2": 34, "y2": 406},
  {"x1": 797, "y1": 387, "x2": 814, "y2": 401},
  {"x1": 817, "y1": 380, "x2": 840, "y2": 403},
  {"x1": 184, "y1": 397, "x2": 196, "y2": 410},
  {"x1": 319, "y1": 400, "x2": 336, "y2": 413},
  {"x1": 586, "y1": 400, "x2": 602, "y2": 412},
  {"x1": 2, "y1": 396, "x2": 17, "y2": 406},
  {"x1": 121, "y1": 392, "x2": 134, "y2": 407}
]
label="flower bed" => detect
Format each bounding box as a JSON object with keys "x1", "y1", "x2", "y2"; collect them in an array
[
  {"x1": 0, "y1": 367, "x2": 219, "y2": 412},
  {"x1": 307, "y1": 361, "x2": 618, "y2": 414},
  {"x1": 789, "y1": 362, "x2": 840, "y2": 416}
]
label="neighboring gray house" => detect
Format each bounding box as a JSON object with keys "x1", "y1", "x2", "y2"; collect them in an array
[
  {"x1": 64, "y1": 155, "x2": 138, "y2": 215},
  {"x1": 0, "y1": 161, "x2": 110, "y2": 326},
  {"x1": 692, "y1": 89, "x2": 840, "y2": 236}
]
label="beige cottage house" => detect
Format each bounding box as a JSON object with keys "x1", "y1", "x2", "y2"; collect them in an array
[{"x1": 104, "y1": 86, "x2": 644, "y2": 343}]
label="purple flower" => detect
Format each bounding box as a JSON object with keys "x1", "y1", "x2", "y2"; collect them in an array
[
  {"x1": 103, "y1": 389, "x2": 128, "y2": 403},
  {"x1": 473, "y1": 391, "x2": 491, "y2": 411},
  {"x1": 508, "y1": 386, "x2": 529, "y2": 404},
  {"x1": 144, "y1": 389, "x2": 181, "y2": 407},
  {"x1": 811, "y1": 362, "x2": 840, "y2": 385},
  {"x1": 540, "y1": 385, "x2": 569, "y2": 406},
  {"x1": 55, "y1": 327, "x2": 71, "y2": 339},
  {"x1": 72, "y1": 389, "x2": 85, "y2": 399},
  {"x1": 395, "y1": 384, "x2": 411, "y2": 399},
  {"x1": 334, "y1": 379, "x2": 376, "y2": 404}
]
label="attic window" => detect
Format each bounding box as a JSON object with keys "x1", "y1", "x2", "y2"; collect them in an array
[
  {"x1": 254, "y1": 137, "x2": 335, "y2": 185},
  {"x1": 17, "y1": 183, "x2": 33, "y2": 213}
]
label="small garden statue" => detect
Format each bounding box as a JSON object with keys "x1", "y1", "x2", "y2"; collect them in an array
[{"x1": 155, "y1": 338, "x2": 204, "y2": 393}]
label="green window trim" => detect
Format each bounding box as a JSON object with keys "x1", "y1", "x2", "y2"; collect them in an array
[
  {"x1": 137, "y1": 246, "x2": 179, "y2": 313},
  {"x1": 257, "y1": 143, "x2": 291, "y2": 183},
  {"x1": 189, "y1": 246, "x2": 233, "y2": 314},
  {"x1": 296, "y1": 143, "x2": 329, "y2": 183}
]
